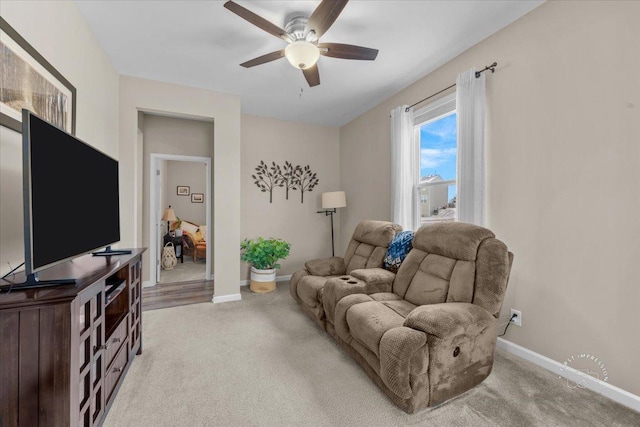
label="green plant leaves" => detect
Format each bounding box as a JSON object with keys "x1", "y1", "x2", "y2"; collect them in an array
[{"x1": 240, "y1": 237, "x2": 291, "y2": 270}]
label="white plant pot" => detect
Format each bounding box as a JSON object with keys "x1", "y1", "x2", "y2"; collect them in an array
[
  {"x1": 250, "y1": 267, "x2": 276, "y2": 293},
  {"x1": 175, "y1": 229, "x2": 183, "y2": 237}
]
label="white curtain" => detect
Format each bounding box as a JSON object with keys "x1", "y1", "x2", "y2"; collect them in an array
[
  {"x1": 390, "y1": 105, "x2": 419, "y2": 230},
  {"x1": 456, "y1": 68, "x2": 486, "y2": 225}
]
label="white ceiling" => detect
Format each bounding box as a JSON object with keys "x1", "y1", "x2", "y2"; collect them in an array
[{"x1": 75, "y1": 0, "x2": 544, "y2": 127}]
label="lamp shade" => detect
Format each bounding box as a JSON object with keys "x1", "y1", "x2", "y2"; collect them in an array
[
  {"x1": 161, "y1": 206, "x2": 177, "y2": 222},
  {"x1": 284, "y1": 41, "x2": 320, "y2": 70},
  {"x1": 322, "y1": 191, "x2": 347, "y2": 209}
]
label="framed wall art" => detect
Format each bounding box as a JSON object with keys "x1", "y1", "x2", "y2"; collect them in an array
[
  {"x1": 191, "y1": 193, "x2": 204, "y2": 203},
  {"x1": 177, "y1": 186, "x2": 190, "y2": 196},
  {"x1": 1, "y1": 17, "x2": 76, "y2": 134}
]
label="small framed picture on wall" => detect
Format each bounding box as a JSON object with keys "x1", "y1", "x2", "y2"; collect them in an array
[
  {"x1": 191, "y1": 193, "x2": 204, "y2": 203},
  {"x1": 177, "y1": 186, "x2": 190, "y2": 196}
]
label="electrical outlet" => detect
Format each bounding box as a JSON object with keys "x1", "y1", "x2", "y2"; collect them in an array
[{"x1": 510, "y1": 309, "x2": 522, "y2": 327}]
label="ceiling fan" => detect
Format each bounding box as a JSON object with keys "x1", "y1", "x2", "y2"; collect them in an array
[{"x1": 223, "y1": 0, "x2": 378, "y2": 87}]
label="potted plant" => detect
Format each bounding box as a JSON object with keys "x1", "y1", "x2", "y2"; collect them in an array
[
  {"x1": 240, "y1": 237, "x2": 291, "y2": 293},
  {"x1": 173, "y1": 217, "x2": 183, "y2": 237}
]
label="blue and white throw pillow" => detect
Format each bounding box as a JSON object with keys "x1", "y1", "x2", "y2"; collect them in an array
[{"x1": 384, "y1": 230, "x2": 414, "y2": 273}]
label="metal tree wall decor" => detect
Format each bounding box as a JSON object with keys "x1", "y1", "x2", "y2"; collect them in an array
[
  {"x1": 252, "y1": 161, "x2": 280, "y2": 203},
  {"x1": 278, "y1": 161, "x2": 298, "y2": 200},
  {"x1": 293, "y1": 165, "x2": 319, "y2": 203},
  {"x1": 252, "y1": 161, "x2": 319, "y2": 203}
]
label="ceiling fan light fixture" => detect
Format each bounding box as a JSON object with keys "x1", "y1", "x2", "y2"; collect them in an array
[{"x1": 284, "y1": 41, "x2": 320, "y2": 70}]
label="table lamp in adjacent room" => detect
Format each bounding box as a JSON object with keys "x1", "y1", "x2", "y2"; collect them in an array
[
  {"x1": 317, "y1": 191, "x2": 347, "y2": 256},
  {"x1": 161, "y1": 205, "x2": 177, "y2": 235}
]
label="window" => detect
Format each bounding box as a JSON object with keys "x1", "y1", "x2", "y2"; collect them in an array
[{"x1": 414, "y1": 93, "x2": 456, "y2": 224}]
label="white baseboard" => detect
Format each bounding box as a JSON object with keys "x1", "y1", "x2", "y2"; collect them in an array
[
  {"x1": 240, "y1": 274, "x2": 292, "y2": 286},
  {"x1": 212, "y1": 293, "x2": 242, "y2": 303},
  {"x1": 497, "y1": 338, "x2": 640, "y2": 413}
]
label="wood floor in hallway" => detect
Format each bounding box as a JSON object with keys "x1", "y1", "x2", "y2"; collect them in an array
[{"x1": 142, "y1": 279, "x2": 214, "y2": 311}]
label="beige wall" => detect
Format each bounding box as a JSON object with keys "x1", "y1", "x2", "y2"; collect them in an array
[
  {"x1": 119, "y1": 76, "x2": 241, "y2": 300},
  {"x1": 166, "y1": 160, "x2": 207, "y2": 226},
  {"x1": 339, "y1": 1, "x2": 640, "y2": 395},
  {"x1": 0, "y1": 1, "x2": 119, "y2": 276},
  {"x1": 0, "y1": 129, "x2": 22, "y2": 277},
  {"x1": 141, "y1": 114, "x2": 213, "y2": 282},
  {"x1": 241, "y1": 115, "x2": 340, "y2": 280}
]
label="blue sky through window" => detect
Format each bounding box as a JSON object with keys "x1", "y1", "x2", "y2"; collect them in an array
[{"x1": 419, "y1": 112, "x2": 457, "y2": 200}]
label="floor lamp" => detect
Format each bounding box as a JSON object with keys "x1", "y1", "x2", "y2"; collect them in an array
[{"x1": 317, "y1": 191, "x2": 347, "y2": 256}]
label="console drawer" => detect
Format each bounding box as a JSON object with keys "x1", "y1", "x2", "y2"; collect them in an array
[
  {"x1": 105, "y1": 317, "x2": 128, "y2": 368},
  {"x1": 105, "y1": 340, "x2": 129, "y2": 402}
]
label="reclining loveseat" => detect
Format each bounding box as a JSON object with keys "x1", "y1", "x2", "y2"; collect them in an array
[
  {"x1": 289, "y1": 220, "x2": 402, "y2": 329},
  {"x1": 322, "y1": 222, "x2": 513, "y2": 413}
]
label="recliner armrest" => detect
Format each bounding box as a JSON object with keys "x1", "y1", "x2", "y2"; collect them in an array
[
  {"x1": 305, "y1": 257, "x2": 346, "y2": 276},
  {"x1": 350, "y1": 268, "x2": 396, "y2": 286},
  {"x1": 403, "y1": 302, "x2": 498, "y2": 407},
  {"x1": 289, "y1": 268, "x2": 310, "y2": 303},
  {"x1": 404, "y1": 303, "x2": 494, "y2": 339}
]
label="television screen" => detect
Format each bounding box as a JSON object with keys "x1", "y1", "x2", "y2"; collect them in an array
[{"x1": 24, "y1": 110, "x2": 120, "y2": 274}]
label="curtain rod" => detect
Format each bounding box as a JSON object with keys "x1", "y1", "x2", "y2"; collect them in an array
[{"x1": 404, "y1": 62, "x2": 497, "y2": 112}]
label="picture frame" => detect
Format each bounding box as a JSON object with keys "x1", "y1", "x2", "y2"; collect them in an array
[
  {"x1": 191, "y1": 193, "x2": 204, "y2": 203},
  {"x1": 1, "y1": 17, "x2": 76, "y2": 134},
  {"x1": 177, "y1": 186, "x2": 190, "y2": 196}
]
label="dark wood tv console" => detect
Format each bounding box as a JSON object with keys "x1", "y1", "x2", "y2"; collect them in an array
[{"x1": 0, "y1": 248, "x2": 146, "y2": 427}]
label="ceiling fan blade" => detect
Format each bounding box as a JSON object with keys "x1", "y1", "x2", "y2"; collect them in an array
[
  {"x1": 224, "y1": 1, "x2": 291, "y2": 42},
  {"x1": 306, "y1": 0, "x2": 348, "y2": 39},
  {"x1": 240, "y1": 50, "x2": 285, "y2": 68},
  {"x1": 318, "y1": 43, "x2": 378, "y2": 60},
  {"x1": 302, "y1": 64, "x2": 320, "y2": 87}
]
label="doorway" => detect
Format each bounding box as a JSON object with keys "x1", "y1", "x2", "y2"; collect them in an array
[{"x1": 150, "y1": 153, "x2": 212, "y2": 285}]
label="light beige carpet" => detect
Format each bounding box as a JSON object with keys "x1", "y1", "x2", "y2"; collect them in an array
[{"x1": 104, "y1": 282, "x2": 640, "y2": 426}]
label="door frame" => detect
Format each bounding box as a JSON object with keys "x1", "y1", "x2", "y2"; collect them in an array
[{"x1": 149, "y1": 153, "x2": 212, "y2": 284}]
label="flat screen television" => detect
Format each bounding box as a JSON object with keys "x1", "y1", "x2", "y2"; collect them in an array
[{"x1": 17, "y1": 109, "x2": 129, "y2": 288}]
